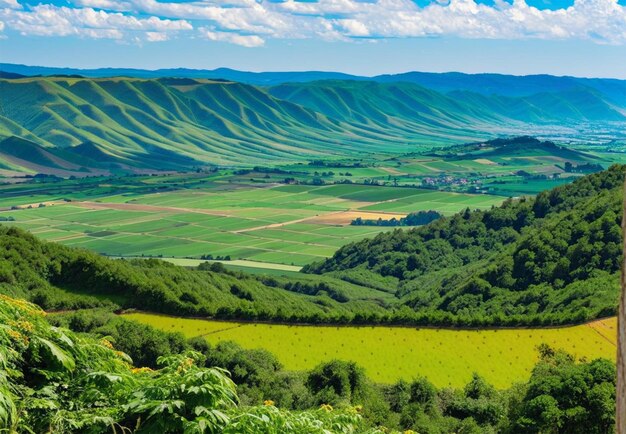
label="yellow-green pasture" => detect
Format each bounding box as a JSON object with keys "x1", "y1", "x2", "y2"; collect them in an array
[{"x1": 124, "y1": 313, "x2": 616, "y2": 389}]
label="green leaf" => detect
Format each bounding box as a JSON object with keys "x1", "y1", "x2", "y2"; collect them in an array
[{"x1": 35, "y1": 337, "x2": 76, "y2": 372}]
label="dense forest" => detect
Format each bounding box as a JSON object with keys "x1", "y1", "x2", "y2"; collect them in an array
[
  {"x1": 1, "y1": 295, "x2": 616, "y2": 433},
  {"x1": 305, "y1": 165, "x2": 625, "y2": 325}
]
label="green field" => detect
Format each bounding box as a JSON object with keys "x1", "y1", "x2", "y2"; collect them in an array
[
  {"x1": 124, "y1": 313, "x2": 617, "y2": 389},
  {"x1": 0, "y1": 182, "x2": 503, "y2": 266}
]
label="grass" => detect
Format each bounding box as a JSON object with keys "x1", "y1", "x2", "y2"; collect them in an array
[{"x1": 124, "y1": 313, "x2": 617, "y2": 389}]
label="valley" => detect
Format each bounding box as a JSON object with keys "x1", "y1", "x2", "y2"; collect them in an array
[{"x1": 1, "y1": 66, "x2": 625, "y2": 433}]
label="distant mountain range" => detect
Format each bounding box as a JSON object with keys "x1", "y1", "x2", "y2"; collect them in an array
[
  {"x1": 3, "y1": 62, "x2": 626, "y2": 102},
  {"x1": 0, "y1": 64, "x2": 624, "y2": 174}
]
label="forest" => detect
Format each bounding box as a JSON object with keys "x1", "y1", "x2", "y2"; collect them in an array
[{"x1": 305, "y1": 164, "x2": 626, "y2": 325}]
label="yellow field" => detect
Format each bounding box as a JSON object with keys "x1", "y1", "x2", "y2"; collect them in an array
[{"x1": 124, "y1": 313, "x2": 616, "y2": 389}]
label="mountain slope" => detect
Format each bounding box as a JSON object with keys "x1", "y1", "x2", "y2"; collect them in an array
[
  {"x1": 271, "y1": 80, "x2": 626, "y2": 125},
  {"x1": 0, "y1": 77, "x2": 432, "y2": 168},
  {"x1": 304, "y1": 165, "x2": 625, "y2": 325},
  {"x1": 0, "y1": 75, "x2": 624, "y2": 173}
]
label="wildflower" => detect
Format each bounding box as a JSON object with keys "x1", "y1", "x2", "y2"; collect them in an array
[
  {"x1": 9, "y1": 320, "x2": 34, "y2": 333},
  {"x1": 319, "y1": 403, "x2": 333, "y2": 412},
  {"x1": 263, "y1": 400, "x2": 275, "y2": 406},
  {"x1": 176, "y1": 357, "x2": 194, "y2": 373},
  {"x1": 6, "y1": 329, "x2": 28, "y2": 345}
]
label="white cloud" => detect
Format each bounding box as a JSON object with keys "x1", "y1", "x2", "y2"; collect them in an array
[
  {"x1": 0, "y1": 0, "x2": 625, "y2": 45},
  {"x1": 0, "y1": 4, "x2": 192, "y2": 40},
  {"x1": 0, "y1": 0, "x2": 20, "y2": 10},
  {"x1": 201, "y1": 28, "x2": 265, "y2": 47}
]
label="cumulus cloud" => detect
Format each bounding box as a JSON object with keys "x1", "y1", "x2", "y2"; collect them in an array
[
  {"x1": 0, "y1": 0, "x2": 625, "y2": 45},
  {"x1": 0, "y1": 0, "x2": 19, "y2": 10},
  {"x1": 0, "y1": 3, "x2": 192, "y2": 40},
  {"x1": 201, "y1": 28, "x2": 265, "y2": 47}
]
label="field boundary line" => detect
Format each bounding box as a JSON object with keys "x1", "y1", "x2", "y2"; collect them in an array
[
  {"x1": 120, "y1": 310, "x2": 618, "y2": 332},
  {"x1": 587, "y1": 322, "x2": 617, "y2": 347},
  {"x1": 196, "y1": 324, "x2": 245, "y2": 337}
]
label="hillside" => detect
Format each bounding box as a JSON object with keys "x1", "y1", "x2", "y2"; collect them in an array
[
  {"x1": 0, "y1": 77, "x2": 500, "y2": 171},
  {"x1": 0, "y1": 77, "x2": 390, "y2": 168},
  {"x1": 271, "y1": 80, "x2": 626, "y2": 125},
  {"x1": 0, "y1": 224, "x2": 403, "y2": 323},
  {"x1": 0, "y1": 75, "x2": 624, "y2": 173},
  {"x1": 0, "y1": 165, "x2": 622, "y2": 326},
  {"x1": 268, "y1": 80, "x2": 509, "y2": 135},
  {"x1": 427, "y1": 136, "x2": 600, "y2": 163},
  {"x1": 304, "y1": 164, "x2": 625, "y2": 325}
]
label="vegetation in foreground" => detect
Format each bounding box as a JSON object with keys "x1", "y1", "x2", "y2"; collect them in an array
[
  {"x1": 0, "y1": 295, "x2": 371, "y2": 433},
  {"x1": 0, "y1": 299, "x2": 612, "y2": 433}
]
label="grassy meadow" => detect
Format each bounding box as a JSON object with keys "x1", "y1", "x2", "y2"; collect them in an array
[{"x1": 124, "y1": 312, "x2": 617, "y2": 389}]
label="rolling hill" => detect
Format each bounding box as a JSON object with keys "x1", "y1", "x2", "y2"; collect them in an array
[
  {"x1": 0, "y1": 75, "x2": 624, "y2": 173},
  {"x1": 0, "y1": 76, "x2": 439, "y2": 171},
  {"x1": 270, "y1": 81, "x2": 626, "y2": 125}
]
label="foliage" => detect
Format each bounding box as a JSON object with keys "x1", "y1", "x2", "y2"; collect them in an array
[
  {"x1": 305, "y1": 165, "x2": 626, "y2": 325},
  {"x1": 0, "y1": 295, "x2": 373, "y2": 433},
  {"x1": 351, "y1": 210, "x2": 443, "y2": 227}
]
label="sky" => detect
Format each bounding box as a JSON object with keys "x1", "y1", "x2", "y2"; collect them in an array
[{"x1": 1, "y1": 0, "x2": 626, "y2": 78}]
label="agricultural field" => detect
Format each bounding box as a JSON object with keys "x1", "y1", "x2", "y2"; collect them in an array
[
  {"x1": 2, "y1": 137, "x2": 624, "y2": 268},
  {"x1": 125, "y1": 312, "x2": 617, "y2": 389},
  {"x1": 0, "y1": 179, "x2": 503, "y2": 266}
]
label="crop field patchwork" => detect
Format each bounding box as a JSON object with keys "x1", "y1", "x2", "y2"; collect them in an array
[
  {"x1": 0, "y1": 183, "x2": 503, "y2": 266},
  {"x1": 124, "y1": 313, "x2": 617, "y2": 389}
]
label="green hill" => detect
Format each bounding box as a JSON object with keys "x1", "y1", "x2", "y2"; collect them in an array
[
  {"x1": 428, "y1": 136, "x2": 600, "y2": 163},
  {"x1": 271, "y1": 80, "x2": 625, "y2": 126},
  {"x1": 304, "y1": 164, "x2": 625, "y2": 325},
  {"x1": 0, "y1": 77, "x2": 490, "y2": 171},
  {"x1": 1, "y1": 76, "x2": 623, "y2": 173}
]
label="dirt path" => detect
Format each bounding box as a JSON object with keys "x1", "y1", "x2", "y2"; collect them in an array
[{"x1": 231, "y1": 212, "x2": 346, "y2": 233}]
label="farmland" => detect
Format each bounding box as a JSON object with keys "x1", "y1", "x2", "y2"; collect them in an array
[
  {"x1": 0, "y1": 179, "x2": 503, "y2": 266},
  {"x1": 124, "y1": 312, "x2": 617, "y2": 389}
]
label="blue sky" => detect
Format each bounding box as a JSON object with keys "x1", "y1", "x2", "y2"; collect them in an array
[{"x1": 1, "y1": 0, "x2": 626, "y2": 78}]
